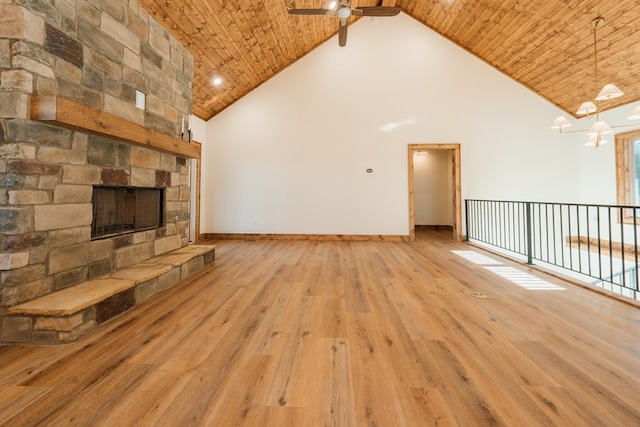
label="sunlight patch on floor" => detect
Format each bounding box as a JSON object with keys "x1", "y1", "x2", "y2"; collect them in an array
[
  {"x1": 452, "y1": 250, "x2": 565, "y2": 291},
  {"x1": 485, "y1": 266, "x2": 566, "y2": 291},
  {"x1": 451, "y1": 250, "x2": 503, "y2": 265}
]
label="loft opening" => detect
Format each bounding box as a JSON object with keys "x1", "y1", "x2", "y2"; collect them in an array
[{"x1": 92, "y1": 186, "x2": 164, "y2": 239}]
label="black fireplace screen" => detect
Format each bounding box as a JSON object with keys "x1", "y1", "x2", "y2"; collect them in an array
[{"x1": 92, "y1": 186, "x2": 164, "y2": 239}]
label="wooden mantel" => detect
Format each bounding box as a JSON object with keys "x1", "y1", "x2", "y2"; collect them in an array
[{"x1": 30, "y1": 96, "x2": 201, "y2": 159}]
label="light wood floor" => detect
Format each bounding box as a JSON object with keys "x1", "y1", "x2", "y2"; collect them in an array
[{"x1": 2, "y1": 229, "x2": 640, "y2": 426}]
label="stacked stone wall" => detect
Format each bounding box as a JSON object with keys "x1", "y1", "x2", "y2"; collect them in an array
[{"x1": 0, "y1": 0, "x2": 195, "y2": 342}]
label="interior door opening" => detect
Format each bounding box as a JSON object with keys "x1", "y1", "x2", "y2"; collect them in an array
[{"x1": 408, "y1": 144, "x2": 461, "y2": 241}]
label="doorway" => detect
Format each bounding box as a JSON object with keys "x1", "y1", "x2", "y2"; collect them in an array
[{"x1": 408, "y1": 144, "x2": 461, "y2": 241}]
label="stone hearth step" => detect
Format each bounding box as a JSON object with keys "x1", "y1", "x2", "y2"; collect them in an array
[{"x1": 5, "y1": 245, "x2": 215, "y2": 344}]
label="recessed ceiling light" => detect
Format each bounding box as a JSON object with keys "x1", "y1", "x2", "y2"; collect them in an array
[
  {"x1": 326, "y1": 1, "x2": 338, "y2": 10},
  {"x1": 212, "y1": 77, "x2": 223, "y2": 86}
]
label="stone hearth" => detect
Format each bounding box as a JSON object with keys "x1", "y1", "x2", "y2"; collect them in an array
[{"x1": 4, "y1": 244, "x2": 215, "y2": 344}]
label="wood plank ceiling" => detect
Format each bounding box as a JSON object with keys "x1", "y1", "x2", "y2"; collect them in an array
[{"x1": 137, "y1": 0, "x2": 640, "y2": 121}]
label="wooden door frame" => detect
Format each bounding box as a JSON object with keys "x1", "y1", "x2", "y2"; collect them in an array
[
  {"x1": 408, "y1": 143, "x2": 462, "y2": 241},
  {"x1": 195, "y1": 156, "x2": 201, "y2": 243}
]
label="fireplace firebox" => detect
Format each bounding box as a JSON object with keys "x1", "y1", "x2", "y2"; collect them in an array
[{"x1": 92, "y1": 186, "x2": 164, "y2": 239}]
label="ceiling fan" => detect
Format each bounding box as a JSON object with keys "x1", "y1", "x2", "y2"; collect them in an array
[{"x1": 288, "y1": 1, "x2": 401, "y2": 47}]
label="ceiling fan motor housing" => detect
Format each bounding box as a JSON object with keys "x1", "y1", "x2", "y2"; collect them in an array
[{"x1": 337, "y1": 7, "x2": 352, "y2": 19}]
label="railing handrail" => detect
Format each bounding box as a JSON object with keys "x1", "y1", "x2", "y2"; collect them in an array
[
  {"x1": 465, "y1": 199, "x2": 639, "y2": 300},
  {"x1": 466, "y1": 199, "x2": 640, "y2": 211}
]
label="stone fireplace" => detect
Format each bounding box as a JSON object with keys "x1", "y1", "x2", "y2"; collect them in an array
[{"x1": 0, "y1": 0, "x2": 201, "y2": 343}]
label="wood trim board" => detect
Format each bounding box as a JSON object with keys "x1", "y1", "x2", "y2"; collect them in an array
[
  {"x1": 200, "y1": 233, "x2": 411, "y2": 242},
  {"x1": 30, "y1": 96, "x2": 201, "y2": 159}
]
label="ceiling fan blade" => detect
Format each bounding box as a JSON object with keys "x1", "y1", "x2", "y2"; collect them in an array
[
  {"x1": 338, "y1": 20, "x2": 348, "y2": 47},
  {"x1": 352, "y1": 6, "x2": 401, "y2": 17},
  {"x1": 288, "y1": 8, "x2": 331, "y2": 15}
]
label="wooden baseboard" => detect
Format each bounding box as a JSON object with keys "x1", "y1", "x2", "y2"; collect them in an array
[
  {"x1": 415, "y1": 225, "x2": 454, "y2": 230},
  {"x1": 200, "y1": 233, "x2": 411, "y2": 242}
]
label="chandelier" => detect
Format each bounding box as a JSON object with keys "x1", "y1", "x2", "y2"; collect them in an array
[{"x1": 550, "y1": 17, "x2": 640, "y2": 148}]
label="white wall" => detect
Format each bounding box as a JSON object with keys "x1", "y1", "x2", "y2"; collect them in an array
[
  {"x1": 413, "y1": 150, "x2": 453, "y2": 225},
  {"x1": 200, "y1": 13, "x2": 583, "y2": 236}
]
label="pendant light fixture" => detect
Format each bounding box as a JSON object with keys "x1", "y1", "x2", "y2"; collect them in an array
[{"x1": 550, "y1": 17, "x2": 640, "y2": 148}]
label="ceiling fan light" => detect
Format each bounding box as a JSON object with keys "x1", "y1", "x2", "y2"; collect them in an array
[
  {"x1": 588, "y1": 120, "x2": 613, "y2": 136},
  {"x1": 576, "y1": 101, "x2": 597, "y2": 116},
  {"x1": 337, "y1": 6, "x2": 351, "y2": 19},
  {"x1": 326, "y1": 1, "x2": 338, "y2": 10},
  {"x1": 551, "y1": 116, "x2": 571, "y2": 129},
  {"x1": 628, "y1": 104, "x2": 640, "y2": 120},
  {"x1": 595, "y1": 83, "x2": 624, "y2": 101}
]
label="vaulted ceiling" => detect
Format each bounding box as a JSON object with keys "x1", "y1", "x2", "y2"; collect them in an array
[{"x1": 137, "y1": 0, "x2": 640, "y2": 121}]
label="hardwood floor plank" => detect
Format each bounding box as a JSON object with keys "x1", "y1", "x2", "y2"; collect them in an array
[
  {"x1": 98, "y1": 290, "x2": 266, "y2": 424},
  {"x1": 245, "y1": 280, "x2": 301, "y2": 356},
  {"x1": 1, "y1": 229, "x2": 639, "y2": 426},
  {"x1": 347, "y1": 313, "x2": 413, "y2": 426},
  {"x1": 322, "y1": 337, "x2": 357, "y2": 426},
  {"x1": 343, "y1": 245, "x2": 371, "y2": 314},
  {"x1": 355, "y1": 278, "x2": 438, "y2": 389},
  {"x1": 403, "y1": 386, "x2": 457, "y2": 427},
  {"x1": 263, "y1": 287, "x2": 312, "y2": 407},
  {"x1": 155, "y1": 302, "x2": 270, "y2": 425},
  {"x1": 413, "y1": 339, "x2": 507, "y2": 426},
  {"x1": 94, "y1": 366, "x2": 198, "y2": 426},
  {"x1": 0, "y1": 345, "x2": 66, "y2": 388},
  {"x1": 0, "y1": 386, "x2": 52, "y2": 425},
  {"x1": 314, "y1": 294, "x2": 348, "y2": 338},
  {"x1": 525, "y1": 385, "x2": 613, "y2": 426},
  {"x1": 200, "y1": 354, "x2": 273, "y2": 426},
  {"x1": 33, "y1": 363, "x2": 152, "y2": 427},
  {"x1": 515, "y1": 340, "x2": 640, "y2": 425},
  {"x1": 124, "y1": 272, "x2": 243, "y2": 365},
  {"x1": 254, "y1": 406, "x2": 307, "y2": 426}
]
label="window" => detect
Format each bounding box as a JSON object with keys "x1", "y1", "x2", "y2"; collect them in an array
[
  {"x1": 630, "y1": 139, "x2": 640, "y2": 205},
  {"x1": 615, "y1": 129, "x2": 640, "y2": 222}
]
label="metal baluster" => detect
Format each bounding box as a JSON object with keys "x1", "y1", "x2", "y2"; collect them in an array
[
  {"x1": 465, "y1": 199, "x2": 470, "y2": 241},
  {"x1": 597, "y1": 206, "x2": 603, "y2": 284},
  {"x1": 620, "y1": 207, "x2": 626, "y2": 290},
  {"x1": 634, "y1": 206, "x2": 639, "y2": 296},
  {"x1": 559, "y1": 204, "x2": 565, "y2": 269},
  {"x1": 526, "y1": 202, "x2": 533, "y2": 264},
  {"x1": 608, "y1": 207, "x2": 614, "y2": 291}
]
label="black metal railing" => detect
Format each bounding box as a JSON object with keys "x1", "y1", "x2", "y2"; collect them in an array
[{"x1": 465, "y1": 200, "x2": 640, "y2": 300}]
